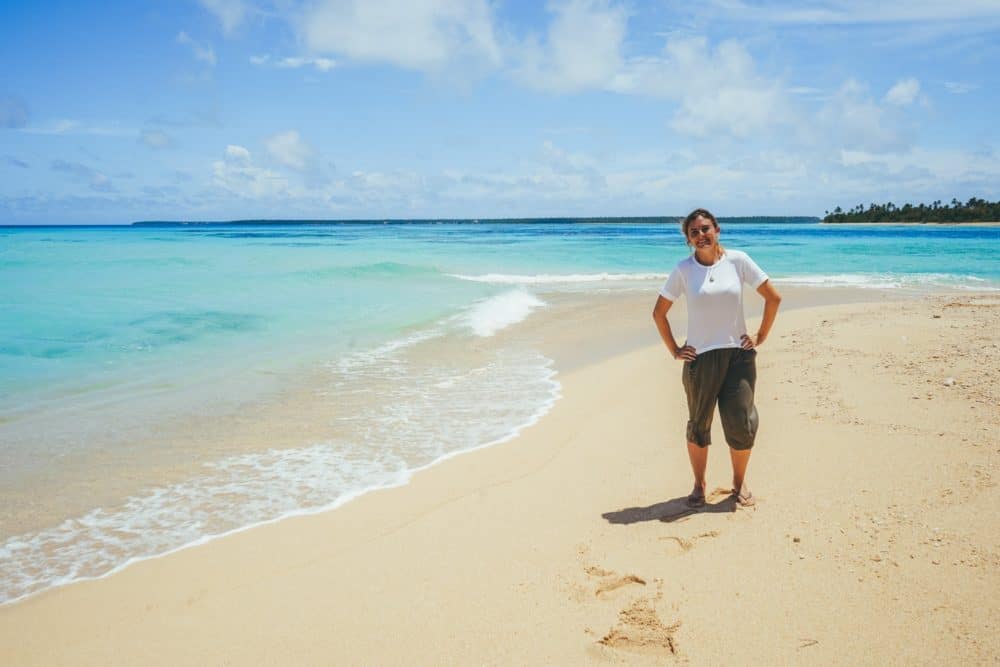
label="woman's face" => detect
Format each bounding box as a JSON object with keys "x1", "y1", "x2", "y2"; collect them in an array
[{"x1": 687, "y1": 215, "x2": 719, "y2": 250}]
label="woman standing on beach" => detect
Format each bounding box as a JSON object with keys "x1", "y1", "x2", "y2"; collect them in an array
[{"x1": 652, "y1": 209, "x2": 782, "y2": 508}]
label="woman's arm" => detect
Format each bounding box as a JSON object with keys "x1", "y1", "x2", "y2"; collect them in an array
[
  {"x1": 652, "y1": 295, "x2": 696, "y2": 361},
  {"x1": 742, "y1": 280, "x2": 782, "y2": 349}
]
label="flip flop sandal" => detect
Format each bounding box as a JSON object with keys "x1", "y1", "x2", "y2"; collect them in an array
[{"x1": 733, "y1": 487, "x2": 755, "y2": 507}]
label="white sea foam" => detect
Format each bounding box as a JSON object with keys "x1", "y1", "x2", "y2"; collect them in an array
[
  {"x1": 773, "y1": 274, "x2": 903, "y2": 289},
  {"x1": 773, "y1": 273, "x2": 999, "y2": 290},
  {"x1": 0, "y1": 334, "x2": 561, "y2": 605},
  {"x1": 449, "y1": 272, "x2": 667, "y2": 285},
  {"x1": 462, "y1": 289, "x2": 546, "y2": 337},
  {"x1": 332, "y1": 327, "x2": 444, "y2": 374},
  {"x1": 452, "y1": 271, "x2": 998, "y2": 292},
  {"x1": 0, "y1": 446, "x2": 411, "y2": 606}
]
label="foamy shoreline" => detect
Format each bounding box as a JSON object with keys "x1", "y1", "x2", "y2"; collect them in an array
[
  {"x1": 0, "y1": 288, "x2": 561, "y2": 605},
  {"x1": 2, "y1": 288, "x2": 997, "y2": 664}
]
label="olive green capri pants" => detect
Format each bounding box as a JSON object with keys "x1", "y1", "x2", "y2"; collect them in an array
[{"x1": 681, "y1": 347, "x2": 758, "y2": 450}]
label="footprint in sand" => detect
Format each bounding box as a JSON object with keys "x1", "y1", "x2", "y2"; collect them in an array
[
  {"x1": 594, "y1": 574, "x2": 647, "y2": 598},
  {"x1": 597, "y1": 597, "x2": 680, "y2": 657},
  {"x1": 659, "y1": 530, "x2": 720, "y2": 553},
  {"x1": 583, "y1": 565, "x2": 613, "y2": 577},
  {"x1": 584, "y1": 565, "x2": 647, "y2": 598}
]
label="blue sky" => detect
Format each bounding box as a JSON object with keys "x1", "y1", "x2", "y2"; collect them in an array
[{"x1": 2, "y1": 0, "x2": 999, "y2": 223}]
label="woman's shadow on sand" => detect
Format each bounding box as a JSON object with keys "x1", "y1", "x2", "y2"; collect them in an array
[{"x1": 602, "y1": 490, "x2": 738, "y2": 524}]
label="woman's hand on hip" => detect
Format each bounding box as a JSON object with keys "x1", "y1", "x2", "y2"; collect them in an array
[
  {"x1": 674, "y1": 345, "x2": 697, "y2": 361},
  {"x1": 740, "y1": 334, "x2": 759, "y2": 350}
]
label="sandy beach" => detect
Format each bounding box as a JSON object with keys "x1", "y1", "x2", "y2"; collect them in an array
[{"x1": 2, "y1": 288, "x2": 997, "y2": 665}]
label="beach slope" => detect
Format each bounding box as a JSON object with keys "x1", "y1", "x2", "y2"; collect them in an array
[{"x1": 2, "y1": 293, "x2": 997, "y2": 664}]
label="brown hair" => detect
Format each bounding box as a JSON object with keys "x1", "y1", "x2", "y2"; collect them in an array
[{"x1": 681, "y1": 208, "x2": 723, "y2": 253}]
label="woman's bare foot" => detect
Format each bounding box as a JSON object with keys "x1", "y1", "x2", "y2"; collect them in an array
[
  {"x1": 686, "y1": 484, "x2": 706, "y2": 508},
  {"x1": 732, "y1": 483, "x2": 755, "y2": 507}
]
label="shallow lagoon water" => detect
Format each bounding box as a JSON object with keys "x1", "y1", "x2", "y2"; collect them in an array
[{"x1": 1, "y1": 220, "x2": 997, "y2": 603}]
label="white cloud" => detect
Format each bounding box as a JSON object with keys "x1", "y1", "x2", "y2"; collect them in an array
[
  {"x1": 789, "y1": 86, "x2": 826, "y2": 98},
  {"x1": 249, "y1": 55, "x2": 337, "y2": 72},
  {"x1": 198, "y1": 0, "x2": 247, "y2": 34},
  {"x1": 435, "y1": 142, "x2": 816, "y2": 212},
  {"x1": 944, "y1": 81, "x2": 979, "y2": 94},
  {"x1": 885, "y1": 78, "x2": 920, "y2": 106},
  {"x1": 279, "y1": 56, "x2": 336, "y2": 71},
  {"x1": 23, "y1": 119, "x2": 133, "y2": 136},
  {"x1": 440, "y1": 167, "x2": 600, "y2": 204},
  {"x1": 0, "y1": 96, "x2": 29, "y2": 128},
  {"x1": 139, "y1": 129, "x2": 173, "y2": 149},
  {"x1": 24, "y1": 119, "x2": 80, "y2": 135},
  {"x1": 512, "y1": 0, "x2": 628, "y2": 93},
  {"x1": 609, "y1": 37, "x2": 793, "y2": 139},
  {"x1": 177, "y1": 31, "x2": 217, "y2": 66},
  {"x1": 261, "y1": 1, "x2": 791, "y2": 140},
  {"x1": 265, "y1": 130, "x2": 313, "y2": 170},
  {"x1": 816, "y1": 79, "x2": 908, "y2": 153},
  {"x1": 500, "y1": 1, "x2": 795, "y2": 139},
  {"x1": 300, "y1": 0, "x2": 501, "y2": 72},
  {"x1": 700, "y1": 0, "x2": 1000, "y2": 25},
  {"x1": 503, "y1": 2, "x2": 793, "y2": 139},
  {"x1": 820, "y1": 146, "x2": 1000, "y2": 211},
  {"x1": 213, "y1": 145, "x2": 289, "y2": 198},
  {"x1": 51, "y1": 160, "x2": 115, "y2": 192},
  {"x1": 225, "y1": 144, "x2": 251, "y2": 162}
]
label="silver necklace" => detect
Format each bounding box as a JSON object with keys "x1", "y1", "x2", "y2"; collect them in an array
[
  {"x1": 704, "y1": 253, "x2": 721, "y2": 282},
  {"x1": 696, "y1": 250, "x2": 721, "y2": 282}
]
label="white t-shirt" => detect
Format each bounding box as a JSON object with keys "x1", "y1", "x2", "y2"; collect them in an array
[{"x1": 659, "y1": 249, "x2": 769, "y2": 354}]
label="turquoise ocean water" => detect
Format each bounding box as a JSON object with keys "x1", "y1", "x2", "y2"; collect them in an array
[{"x1": 1, "y1": 219, "x2": 998, "y2": 603}]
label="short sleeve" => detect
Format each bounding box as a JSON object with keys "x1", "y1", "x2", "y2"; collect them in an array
[
  {"x1": 735, "y1": 252, "x2": 768, "y2": 288},
  {"x1": 660, "y1": 265, "x2": 685, "y2": 301}
]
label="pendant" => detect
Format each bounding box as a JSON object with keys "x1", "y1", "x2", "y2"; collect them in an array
[{"x1": 709, "y1": 276, "x2": 714, "y2": 282}]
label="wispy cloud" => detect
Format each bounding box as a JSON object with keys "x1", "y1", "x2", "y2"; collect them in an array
[
  {"x1": 225, "y1": 144, "x2": 251, "y2": 162},
  {"x1": 177, "y1": 31, "x2": 217, "y2": 66},
  {"x1": 511, "y1": 0, "x2": 628, "y2": 93},
  {"x1": 679, "y1": 1, "x2": 1000, "y2": 52},
  {"x1": 148, "y1": 110, "x2": 222, "y2": 129},
  {"x1": 885, "y1": 78, "x2": 920, "y2": 106},
  {"x1": 789, "y1": 86, "x2": 826, "y2": 96},
  {"x1": 815, "y1": 79, "x2": 910, "y2": 153},
  {"x1": 22, "y1": 119, "x2": 133, "y2": 136},
  {"x1": 198, "y1": 0, "x2": 248, "y2": 34},
  {"x1": 213, "y1": 145, "x2": 290, "y2": 198},
  {"x1": 698, "y1": 0, "x2": 1000, "y2": 25},
  {"x1": 51, "y1": 159, "x2": 115, "y2": 192},
  {"x1": 619, "y1": 38, "x2": 792, "y2": 139},
  {"x1": 24, "y1": 119, "x2": 80, "y2": 135},
  {"x1": 300, "y1": 0, "x2": 501, "y2": 73},
  {"x1": 943, "y1": 81, "x2": 979, "y2": 94},
  {"x1": 139, "y1": 129, "x2": 173, "y2": 149},
  {"x1": 505, "y1": 3, "x2": 794, "y2": 139},
  {"x1": 6, "y1": 155, "x2": 29, "y2": 168},
  {"x1": 249, "y1": 55, "x2": 336, "y2": 72},
  {"x1": 265, "y1": 130, "x2": 313, "y2": 170},
  {"x1": 0, "y1": 96, "x2": 29, "y2": 129}
]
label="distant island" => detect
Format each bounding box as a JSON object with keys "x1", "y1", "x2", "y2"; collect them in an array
[
  {"x1": 822, "y1": 197, "x2": 999, "y2": 223},
  {"x1": 131, "y1": 216, "x2": 821, "y2": 227}
]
